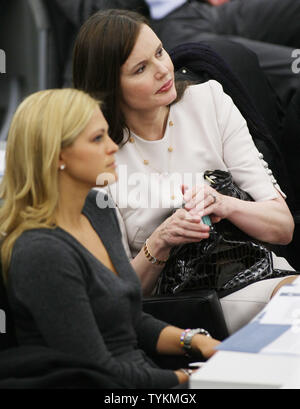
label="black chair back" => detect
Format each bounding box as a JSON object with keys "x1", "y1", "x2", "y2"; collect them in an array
[{"x1": 0, "y1": 266, "x2": 17, "y2": 351}]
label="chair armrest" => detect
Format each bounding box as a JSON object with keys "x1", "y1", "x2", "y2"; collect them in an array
[
  {"x1": 143, "y1": 289, "x2": 228, "y2": 341},
  {"x1": 142, "y1": 290, "x2": 228, "y2": 369}
]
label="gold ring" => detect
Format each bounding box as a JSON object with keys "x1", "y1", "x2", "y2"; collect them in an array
[{"x1": 210, "y1": 193, "x2": 217, "y2": 204}]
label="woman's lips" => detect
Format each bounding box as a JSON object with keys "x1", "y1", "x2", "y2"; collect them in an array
[
  {"x1": 156, "y1": 79, "x2": 173, "y2": 94},
  {"x1": 107, "y1": 161, "x2": 116, "y2": 169}
]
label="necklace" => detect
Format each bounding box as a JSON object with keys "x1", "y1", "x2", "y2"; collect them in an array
[
  {"x1": 128, "y1": 119, "x2": 174, "y2": 177},
  {"x1": 129, "y1": 119, "x2": 178, "y2": 201}
]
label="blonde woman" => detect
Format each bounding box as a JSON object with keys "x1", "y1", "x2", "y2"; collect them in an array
[{"x1": 0, "y1": 88, "x2": 219, "y2": 389}]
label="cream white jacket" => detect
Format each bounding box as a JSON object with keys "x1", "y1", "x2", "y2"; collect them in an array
[{"x1": 107, "y1": 81, "x2": 288, "y2": 267}]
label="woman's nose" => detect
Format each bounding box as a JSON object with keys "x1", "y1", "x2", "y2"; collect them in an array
[
  {"x1": 155, "y1": 61, "x2": 169, "y2": 79},
  {"x1": 107, "y1": 135, "x2": 119, "y2": 153}
]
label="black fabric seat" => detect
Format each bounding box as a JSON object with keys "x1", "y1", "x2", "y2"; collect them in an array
[{"x1": 0, "y1": 267, "x2": 17, "y2": 351}]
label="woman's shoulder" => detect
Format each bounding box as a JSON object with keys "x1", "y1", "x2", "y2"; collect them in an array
[
  {"x1": 9, "y1": 229, "x2": 71, "y2": 283},
  {"x1": 174, "y1": 80, "x2": 227, "y2": 117},
  {"x1": 185, "y1": 80, "x2": 224, "y2": 98},
  {"x1": 10, "y1": 226, "x2": 89, "y2": 285},
  {"x1": 178, "y1": 80, "x2": 231, "y2": 117},
  {"x1": 12, "y1": 228, "x2": 68, "y2": 261}
]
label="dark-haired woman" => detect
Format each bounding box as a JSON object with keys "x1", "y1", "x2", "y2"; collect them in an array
[{"x1": 73, "y1": 9, "x2": 298, "y2": 334}]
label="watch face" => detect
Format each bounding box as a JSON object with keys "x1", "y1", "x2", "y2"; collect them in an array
[
  {"x1": 182, "y1": 328, "x2": 210, "y2": 352},
  {"x1": 184, "y1": 329, "x2": 198, "y2": 349}
]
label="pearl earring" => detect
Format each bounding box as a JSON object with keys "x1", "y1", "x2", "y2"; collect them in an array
[{"x1": 60, "y1": 164, "x2": 66, "y2": 170}]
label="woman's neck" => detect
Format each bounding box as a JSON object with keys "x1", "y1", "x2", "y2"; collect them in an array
[
  {"x1": 56, "y1": 182, "x2": 90, "y2": 231},
  {"x1": 126, "y1": 106, "x2": 170, "y2": 141}
]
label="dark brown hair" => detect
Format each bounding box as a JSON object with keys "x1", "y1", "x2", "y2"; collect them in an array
[{"x1": 73, "y1": 9, "x2": 189, "y2": 145}]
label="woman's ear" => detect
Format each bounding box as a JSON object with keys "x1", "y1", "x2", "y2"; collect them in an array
[{"x1": 58, "y1": 152, "x2": 66, "y2": 171}]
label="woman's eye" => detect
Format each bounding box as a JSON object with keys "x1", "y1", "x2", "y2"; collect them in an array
[
  {"x1": 135, "y1": 65, "x2": 145, "y2": 74},
  {"x1": 93, "y1": 134, "x2": 103, "y2": 142},
  {"x1": 157, "y1": 48, "x2": 164, "y2": 57}
]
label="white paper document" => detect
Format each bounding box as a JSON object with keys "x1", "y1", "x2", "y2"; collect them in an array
[
  {"x1": 218, "y1": 282, "x2": 300, "y2": 357},
  {"x1": 259, "y1": 286, "x2": 300, "y2": 327},
  {"x1": 261, "y1": 328, "x2": 300, "y2": 355}
]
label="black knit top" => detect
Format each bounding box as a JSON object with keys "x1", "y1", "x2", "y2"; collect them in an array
[{"x1": 7, "y1": 190, "x2": 177, "y2": 389}]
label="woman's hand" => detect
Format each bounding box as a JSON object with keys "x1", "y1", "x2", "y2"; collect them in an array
[
  {"x1": 147, "y1": 184, "x2": 228, "y2": 262},
  {"x1": 183, "y1": 184, "x2": 230, "y2": 223},
  {"x1": 191, "y1": 334, "x2": 221, "y2": 360},
  {"x1": 156, "y1": 326, "x2": 220, "y2": 386},
  {"x1": 133, "y1": 208, "x2": 211, "y2": 295},
  {"x1": 183, "y1": 184, "x2": 294, "y2": 245},
  {"x1": 151, "y1": 208, "x2": 211, "y2": 255},
  {"x1": 174, "y1": 369, "x2": 190, "y2": 385}
]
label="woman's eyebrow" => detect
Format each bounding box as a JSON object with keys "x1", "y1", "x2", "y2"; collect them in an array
[
  {"x1": 90, "y1": 128, "x2": 107, "y2": 137},
  {"x1": 130, "y1": 43, "x2": 163, "y2": 71}
]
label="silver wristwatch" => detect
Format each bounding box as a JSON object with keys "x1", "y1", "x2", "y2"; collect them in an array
[{"x1": 183, "y1": 328, "x2": 211, "y2": 352}]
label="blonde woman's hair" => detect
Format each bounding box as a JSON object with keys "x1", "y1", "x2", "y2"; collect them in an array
[{"x1": 0, "y1": 88, "x2": 100, "y2": 280}]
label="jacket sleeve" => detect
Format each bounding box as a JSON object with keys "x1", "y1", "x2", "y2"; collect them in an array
[
  {"x1": 208, "y1": 80, "x2": 285, "y2": 201},
  {"x1": 135, "y1": 312, "x2": 171, "y2": 355}
]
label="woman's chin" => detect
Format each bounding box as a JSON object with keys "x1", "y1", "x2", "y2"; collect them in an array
[{"x1": 96, "y1": 170, "x2": 118, "y2": 187}]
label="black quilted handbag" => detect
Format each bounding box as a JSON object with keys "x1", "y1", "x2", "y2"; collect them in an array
[{"x1": 156, "y1": 170, "x2": 293, "y2": 297}]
